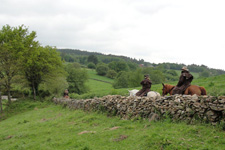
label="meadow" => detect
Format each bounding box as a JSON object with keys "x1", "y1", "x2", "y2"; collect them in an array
[
  {"x1": 70, "y1": 69, "x2": 225, "y2": 99},
  {"x1": 1, "y1": 70, "x2": 225, "y2": 150},
  {"x1": 0, "y1": 99, "x2": 224, "y2": 150}
]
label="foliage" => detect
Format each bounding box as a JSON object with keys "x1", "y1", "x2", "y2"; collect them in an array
[
  {"x1": 96, "y1": 63, "x2": 109, "y2": 76},
  {"x1": 39, "y1": 76, "x2": 68, "y2": 97},
  {"x1": 108, "y1": 61, "x2": 129, "y2": 73},
  {"x1": 0, "y1": 25, "x2": 34, "y2": 103},
  {"x1": 87, "y1": 62, "x2": 96, "y2": 69},
  {"x1": 58, "y1": 49, "x2": 225, "y2": 77},
  {"x1": 199, "y1": 70, "x2": 210, "y2": 77},
  {"x1": 22, "y1": 46, "x2": 65, "y2": 100},
  {"x1": 65, "y1": 63, "x2": 89, "y2": 94},
  {"x1": 0, "y1": 25, "x2": 67, "y2": 100},
  {"x1": 87, "y1": 55, "x2": 98, "y2": 65},
  {"x1": 142, "y1": 67, "x2": 165, "y2": 84},
  {"x1": 127, "y1": 69, "x2": 143, "y2": 87},
  {"x1": 113, "y1": 71, "x2": 129, "y2": 89},
  {"x1": 106, "y1": 70, "x2": 117, "y2": 79}
]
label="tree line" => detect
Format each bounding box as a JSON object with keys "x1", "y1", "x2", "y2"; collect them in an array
[
  {"x1": 58, "y1": 49, "x2": 225, "y2": 77},
  {"x1": 0, "y1": 25, "x2": 87, "y2": 105}
]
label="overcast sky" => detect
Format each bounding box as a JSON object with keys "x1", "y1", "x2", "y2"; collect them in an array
[{"x1": 1, "y1": 0, "x2": 225, "y2": 70}]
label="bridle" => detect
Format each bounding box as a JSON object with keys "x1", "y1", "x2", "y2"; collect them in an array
[{"x1": 163, "y1": 85, "x2": 175, "y2": 96}]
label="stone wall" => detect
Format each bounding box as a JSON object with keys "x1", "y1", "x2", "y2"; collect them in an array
[{"x1": 53, "y1": 95, "x2": 225, "y2": 125}]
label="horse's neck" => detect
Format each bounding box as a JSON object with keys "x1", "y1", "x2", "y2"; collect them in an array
[{"x1": 167, "y1": 85, "x2": 175, "y2": 94}]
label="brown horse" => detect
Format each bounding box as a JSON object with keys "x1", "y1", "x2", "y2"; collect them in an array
[{"x1": 162, "y1": 83, "x2": 207, "y2": 96}]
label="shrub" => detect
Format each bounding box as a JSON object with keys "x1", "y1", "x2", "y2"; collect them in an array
[
  {"x1": 106, "y1": 70, "x2": 117, "y2": 79},
  {"x1": 87, "y1": 62, "x2": 96, "y2": 69},
  {"x1": 96, "y1": 63, "x2": 109, "y2": 76}
]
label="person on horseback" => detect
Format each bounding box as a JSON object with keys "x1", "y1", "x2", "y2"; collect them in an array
[
  {"x1": 63, "y1": 89, "x2": 69, "y2": 98},
  {"x1": 136, "y1": 74, "x2": 152, "y2": 96},
  {"x1": 172, "y1": 66, "x2": 193, "y2": 95}
]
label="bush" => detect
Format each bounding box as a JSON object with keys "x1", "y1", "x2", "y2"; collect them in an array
[
  {"x1": 96, "y1": 63, "x2": 109, "y2": 76},
  {"x1": 87, "y1": 62, "x2": 96, "y2": 69},
  {"x1": 106, "y1": 70, "x2": 117, "y2": 79},
  {"x1": 113, "y1": 71, "x2": 129, "y2": 88}
]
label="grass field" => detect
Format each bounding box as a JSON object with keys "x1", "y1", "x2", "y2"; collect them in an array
[
  {"x1": 0, "y1": 100, "x2": 224, "y2": 150},
  {"x1": 71, "y1": 70, "x2": 225, "y2": 99},
  {"x1": 1, "y1": 71, "x2": 225, "y2": 149}
]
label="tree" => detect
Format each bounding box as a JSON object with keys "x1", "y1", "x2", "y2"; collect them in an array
[
  {"x1": 108, "y1": 61, "x2": 129, "y2": 73},
  {"x1": 0, "y1": 25, "x2": 30, "y2": 103},
  {"x1": 88, "y1": 55, "x2": 98, "y2": 65},
  {"x1": 128, "y1": 69, "x2": 143, "y2": 87},
  {"x1": 199, "y1": 70, "x2": 210, "y2": 77},
  {"x1": 113, "y1": 71, "x2": 129, "y2": 88},
  {"x1": 22, "y1": 46, "x2": 64, "y2": 100},
  {"x1": 106, "y1": 70, "x2": 117, "y2": 79},
  {"x1": 65, "y1": 64, "x2": 89, "y2": 94},
  {"x1": 96, "y1": 63, "x2": 109, "y2": 76},
  {"x1": 87, "y1": 62, "x2": 96, "y2": 69}
]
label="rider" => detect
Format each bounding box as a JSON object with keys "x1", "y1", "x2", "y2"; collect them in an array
[
  {"x1": 136, "y1": 74, "x2": 152, "y2": 96},
  {"x1": 63, "y1": 89, "x2": 69, "y2": 98},
  {"x1": 172, "y1": 66, "x2": 193, "y2": 95}
]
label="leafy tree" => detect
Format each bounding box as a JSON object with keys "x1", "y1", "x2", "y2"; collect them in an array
[
  {"x1": 128, "y1": 69, "x2": 143, "y2": 87},
  {"x1": 108, "y1": 61, "x2": 117, "y2": 71},
  {"x1": 114, "y1": 61, "x2": 129, "y2": 72},
  {"x1": 108, "y1": 61, "x2": 129, "y2": 73},
  {"x1": 142, "y1": 67, "x2": 165, "y2": 84},
  {"x1": 106, "y1": 70, "x2": 117, "y2": 79},
  {"x1": 113, "y1": 71, "x2": 129, "y2": 88},
  {"x1": 88, "y1": 55, "x2": 98, "y2": 65},
  {"x1": 39, "y1": 76, "x2": 68, "y2": 97},
  {"x1": 87, "y1": 62, "x2": 96, "y2": 69},
  {"x1": 0, "y1": 25, "x2": 30, "y2": 103},
  {"x1": 199, "y1": 70, "x2": 210, "y2": 77},
  {"x1": 96, "y1": 63, "x2": 109, "y2": 76},
  {"x1": 127, "y1": 62, "x2": 138, "y2": 71},
  {"x1": 22, "y1": 46, "x2": 64, "y2": 100},
  {"x1": 65, "y1": 64, "x2": 89, "y2": 94}
]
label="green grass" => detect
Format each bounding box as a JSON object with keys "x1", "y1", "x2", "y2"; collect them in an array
[
  {"x1": 71, "y1": 70, "x2": 225, "y2": 99},
  {"x1": 0, "y1": 100, "x2": 224, "y2": 150},
  {"x1": 174, "y1": 70, "x2": 199, "y2": 79},
  {"x1": 87, "y1": 69, "x2": 114, "y2": 83}
]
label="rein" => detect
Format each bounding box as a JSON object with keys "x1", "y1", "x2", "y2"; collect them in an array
[{"x1": 168, "y1": 86, "x2": 175, "y2": 94}]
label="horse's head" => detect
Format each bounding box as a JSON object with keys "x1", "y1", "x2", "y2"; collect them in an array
[
  {"x1": 128, "y1": 89, "x2": 138, "y2": 97},
  {"x1": 162, "y1": 83, "x2": 167, "y2": 96},
  {"x1": 162, "y1": 83, "x2": 175, "y2": 96}
]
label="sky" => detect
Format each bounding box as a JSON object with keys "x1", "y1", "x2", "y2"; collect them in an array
[{"x1": 1, "y1": 0, "x2": 225, "y2": 70}]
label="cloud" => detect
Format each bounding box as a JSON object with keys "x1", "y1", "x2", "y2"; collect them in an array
[{"x1": 1, "y1": 0, "x2": 225, "y2": 70}]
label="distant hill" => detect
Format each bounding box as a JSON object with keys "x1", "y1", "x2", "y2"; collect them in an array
[{"x1": 57, "y1": 49, "x2": 225, "y2": 76}]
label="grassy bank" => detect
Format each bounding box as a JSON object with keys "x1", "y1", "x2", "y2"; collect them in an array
[{"x1": 0, "y1": 100, "x2": 224, "y2": 150}]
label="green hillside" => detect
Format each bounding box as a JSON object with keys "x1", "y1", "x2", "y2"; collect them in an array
[
  {"x1": 0, "y1": 100, "x2": 224, "y2": 150},
  {"x1": 69, "y1": 69, "x2": 225, "y2": 99}
]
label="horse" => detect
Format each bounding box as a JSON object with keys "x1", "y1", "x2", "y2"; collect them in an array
[
  {"x1": 162, "y1": 83, "x2": 207, "y2": 96},
  {"x1": 128, "y1": 89, "x2": 161, "y2": 100}
]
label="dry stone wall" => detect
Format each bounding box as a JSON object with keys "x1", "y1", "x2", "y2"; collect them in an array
[{"x1": 53, "y1": 95, "x2": 225, "y2": 125}]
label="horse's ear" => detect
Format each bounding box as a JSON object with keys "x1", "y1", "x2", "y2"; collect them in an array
[{"x1": 162, "y1": 83, "x2": 164, "y2": 86}]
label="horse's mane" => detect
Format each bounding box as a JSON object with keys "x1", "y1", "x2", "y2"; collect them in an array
[{"x1": 165, "y1": 84, "x2": 175, "y2": 89}]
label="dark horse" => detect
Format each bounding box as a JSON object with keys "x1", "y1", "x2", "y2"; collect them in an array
[{"x1": 162, "y1": 83, "x2": 207, "y2": 96}]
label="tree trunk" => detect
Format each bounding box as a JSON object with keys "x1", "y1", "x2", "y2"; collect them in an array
[
  {"x1": 32, "y1": 82, "x2": 36, "y2": 100},
  {"x1": 7, "y1": 85, "x2": 11, "y2": 104},
  {"x1": 0, "y1": 91, "x2": 2, "y2": 113}
]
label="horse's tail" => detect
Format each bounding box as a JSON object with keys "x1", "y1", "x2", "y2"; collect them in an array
[{"x1": 199, "y1": 86, "x2": 207, "y2": 95}]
